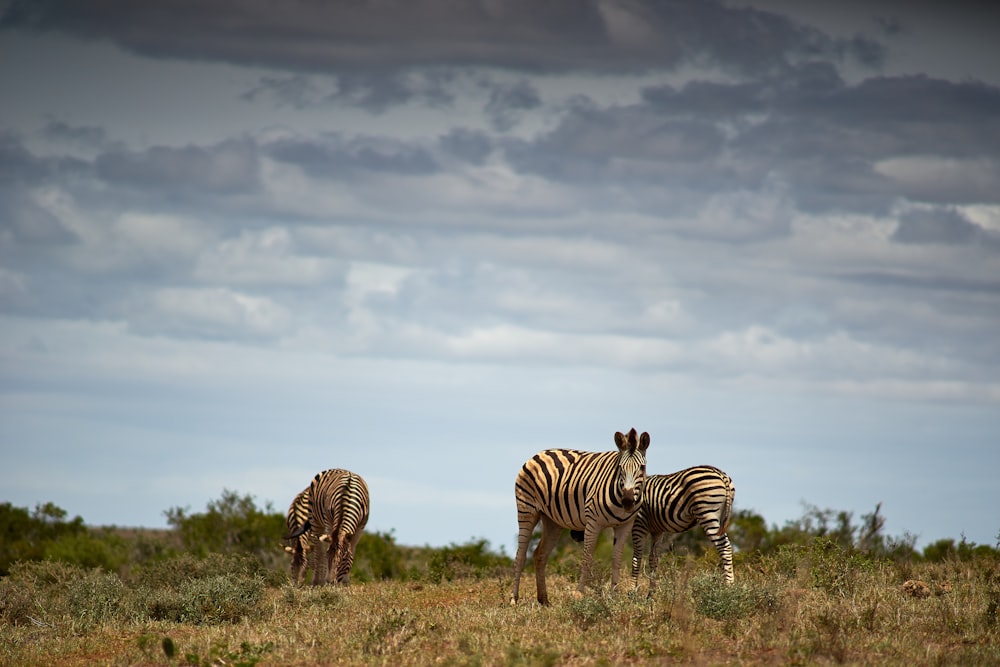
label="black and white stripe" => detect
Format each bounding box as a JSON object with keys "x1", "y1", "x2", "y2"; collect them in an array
[
  {"x1": 282, "y1": 486, "x2": 316, "y2": 585},
  {"x1": 630, "y1": 465, "x2": 736, "y2": 586},
  {"x1": 511, "y1": 428, "x2": 650, "y2": 605},
  {"x1": 287, "y1": 468, "x2": 370, "y2": 585}
]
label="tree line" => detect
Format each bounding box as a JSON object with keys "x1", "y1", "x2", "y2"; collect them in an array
[{"x1": 2, "y1": 491, "x2": 997, "y2": 579}]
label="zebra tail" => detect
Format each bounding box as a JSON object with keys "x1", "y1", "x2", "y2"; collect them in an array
[
  {"x1": 286, "y1": 518, "x2": 311, "y2": 540},
  {"x1": 720, "y1": 481, "x2": 735, "y2": 533},
  {"x1": 570, "y1": 530, "x2": 584, "y2": 543}
]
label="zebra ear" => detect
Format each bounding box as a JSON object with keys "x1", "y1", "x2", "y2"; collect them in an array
[
  {"x1": 614, "y1": 431, "x2": 627, "y2": 451},
  {"x1": 638, "y1": 431, "x2": 650, "y2": 452}
]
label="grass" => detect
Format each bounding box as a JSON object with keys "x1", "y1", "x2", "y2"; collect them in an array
[{"x1": 2, "y1": 546, "x2": 999, "y2": 666}]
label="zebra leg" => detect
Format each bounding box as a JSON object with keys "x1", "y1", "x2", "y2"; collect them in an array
[
  {"x1": 329, "y1": 533, "x2": 348, "y2": 585},
  {"x1": 630, "y1": 525, "x2": 646, "y2": 591},
  {"x1": 312, "y1": 536, "x2": 331, "y2": 586},
  {"x1": 510, "y1": 507, "x2": 540, "y2": 605},
  {"x1": 576, "y1": 521, "x2": 601, "y2": 598},
  {"x1": 533, "y1": 516, "x2": 562, "y2": 605},
  {"x1": 610, "y1": 521, "x2": 632, "y2": 592},
  {"x1": 290, "y1": 541, "x2": 306, "y2": 585},
  {"x1": 712, "y1": 533, "x2": 735, "y2": 584},
  {"x1": 646, "y1": 533, "x2": 664, "y2": 596},
  {"x1": 699, "y1": 517, "x2": 735, "y2": 584},
  {"x1": 338, "y1": 530, "x2": 364, "y2": 585}
]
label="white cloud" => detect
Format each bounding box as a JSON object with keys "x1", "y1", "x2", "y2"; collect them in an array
[
  {"x1": 129, "y1": 286, "x2": 292, "y2": 340},
  {"x1": 194, "y1": 226, "x2": 341, "y2": 286}
]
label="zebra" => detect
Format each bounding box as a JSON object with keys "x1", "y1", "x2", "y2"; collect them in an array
[
  {"x1": 286, "y1": 468, "x2": 370, "y2": 585},
  {"x1": 630, "y1": 465, "x2": 736, "y2": 589},
  {"x1": 510, "y1": 428, "x2": 650, "y2": 605},
  {"x1": 282, "y1": 486, "x2": 318, "y2": 585}
]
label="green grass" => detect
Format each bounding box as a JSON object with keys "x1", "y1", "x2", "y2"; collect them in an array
[{"x1": 2, "y1": 547, "x2": 999, "y2": 666}]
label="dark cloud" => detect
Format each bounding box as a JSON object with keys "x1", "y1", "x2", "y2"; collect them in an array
[
  {"x1": 0, "y1": 187, "x2": 77, "y2": 246},
  {"x1": 242, "y1": 70, "x2": 455, "y2": 113},
  {"x1": 438, "y1": 128, "x2": 493, "y2": 165},
  {"x1": 42, "y1": 119, "x2": 114, "y2": 149},
  {"x1": 241, "y1": 75, "x2": 321, "y2": 109},
  {"x1": 892, "y1": 207, "x2": 996, "y2": 247},
  {"x1": 1, "y1": 0, "x2": 874, "y2": 77},
  {"x1": 483, "y1": 79, "x2": 542, "y2": 131},
  {"x1": 0, "y1": 132, "x2": 49, "y2": 184},
  {"x1": 265, "y1": 135, "x2": 440, "y2": 179},
  {"x1": 95, "y1": 139, "x2": 261, "y2": 194}
]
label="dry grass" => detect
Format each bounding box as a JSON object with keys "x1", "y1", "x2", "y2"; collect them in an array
[{"x1": 2, "y1": 550, "x2": 999, "y2": 666}]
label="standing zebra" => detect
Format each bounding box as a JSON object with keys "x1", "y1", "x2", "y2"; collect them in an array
[
  {"x1": 630, "y1": 465, "x2": 736, "y2": 588},
  {"x1": 282, "y1": 486, "x2": 317, "y2": 585},
  {"x1": 511, "y1": 428, "x2": 650, "y2": 605},
  {"x1": 286, "y1": 468, "x2": 370, "y2": 585}
]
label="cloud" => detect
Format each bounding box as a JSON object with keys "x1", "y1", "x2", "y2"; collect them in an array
[
  {"x1": 127, "y1": 286, "x2": 292, "y2": 341},
  {"x1": 1, "y1": 0, "x2": 874, "y2": 77},
  {"x1": 193, "y1": 226, "x2": 347, "y2": 286},
  {"x1": 483, "y1": 78, "x2": 542, "y2": 131},
  {"x1": 95, "y1": 139, "x2": 261, "y2": 194},
  {"x1": 891, "y1": 206, "x2": 996, "y2": 246},
  {"x1": 265, "y1": 135, "x2": 440, "y2": 179}
]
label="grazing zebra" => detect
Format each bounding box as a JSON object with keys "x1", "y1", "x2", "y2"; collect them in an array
[
  {"x1": 286, "y1": 468, "x2": 370, "y2": 585},
  {"x1": 510, "y1": 428, "x2": 650, "y2": 605},
  {"x1": 630, "y1": 465, "x2": 736, "y2": 588},
  {"x1": 282, "y1": 486, "x2": 317, "y2": 585}
]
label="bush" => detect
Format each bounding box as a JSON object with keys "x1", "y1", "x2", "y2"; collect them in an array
[
  {"x1": 44, "y1": 531, "x2": 129, "y2": 572},
  {"x1": 164, "y1": 489, "x2": 285, "y2": 566},
  {"x1": 353, "y1": 531, "x2": 407, "y2": 582},
  {"x1": 426, "y1": 539, "x2": 510, "y2": 583},
  {"x1": 130, "y1": 551, "x2": 281, "y2": 589},
  {"x1": 146, "y1": 573, "x2": 267, "y2": 625},
  {"x1": 806, "y1": 538, "x2": 877, "y2": 597},
  {"x1": 690, "y1": 572, "x2": 776, "y2": 620},
  {"x1": 0, "y1": 561, "x2": 125, "y2": 628},
  {"x1": 0, "y1": 502, "x2": 88, "y2": 575},
  {"x1": 66, "y1": 569, "x2": 126, "y2": 629}
]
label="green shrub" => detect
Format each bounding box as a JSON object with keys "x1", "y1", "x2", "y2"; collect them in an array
[
  {"x1": 44, "y1": 531, "x2": 129, "y2": 572},
  {"x1": 147, "y1": 573, "x2": 267, "y2": 625},
  {"x1": 353, "y1": 530, "x2": 407, "y2": 582},
  {"x1": 568, "y1": 594, "x2": 612, "y2": 629},
  {"x1": 164, "y1": 489, "x2": 285, "y2": 566},
  {"x1": 130, "y1": 551, "x2": 279, "y2": 589},
  {"x1": 806, "y1": 538, "x2": 877, "y2": 597},
  {"x1": 64, "y1": 569, "x2": 127, "y2": 629},
  {"x1": 426, "y1": 539, "x2": 511, "y2": 583},
  {"x1": 0, "y1": 561, "x2": 129, "y2": 628},
  {"x1": 690, "y1": 572, "x2": 776, "y2": 620},
  {"x1": 0, "y1": 503, "x2": 89, "y2": 575}
]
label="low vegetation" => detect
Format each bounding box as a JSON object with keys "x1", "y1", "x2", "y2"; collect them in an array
[{"x1": 1, "y1": 494, "x2": 998, "y2": 665}]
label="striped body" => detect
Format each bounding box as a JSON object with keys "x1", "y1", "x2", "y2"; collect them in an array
[
  {"x1": 288, "y1": 468, "x2": 370, "y2": 585},
  {"x1": 631, "y1": 465, "x2": 735, "y2": 586},
  {"x1": 282, "y1": 487, "x2": 317, "y2": 584},
  {"x1": 511, "y1": 428, "x2": 650, "y2": 605}
]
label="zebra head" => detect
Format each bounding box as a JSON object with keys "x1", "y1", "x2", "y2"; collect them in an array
[{"x1": 613, "y1": 428, "x2": 650, "y2": 511}]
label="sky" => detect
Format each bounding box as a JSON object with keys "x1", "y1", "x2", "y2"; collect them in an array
[{"x1": 1, "y1": 0, "x2": 998, "y2": 556}]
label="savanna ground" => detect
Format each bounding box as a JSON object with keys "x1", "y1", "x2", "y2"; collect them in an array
[
  {"x1": 3, "y1": 543, "x2": 1000, "y2": 665},
  {"x1": 2, "y1": 495, "x2": 999, "y2": 665}
]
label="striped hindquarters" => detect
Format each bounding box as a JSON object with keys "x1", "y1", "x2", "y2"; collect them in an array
[
  {"x1": 284, "y1": 486, "x2": 315, "y2": 584},
  {"x1": 285, "y1": 487, "x2": 312, "y2": 550},
  {"x1": 309, "y1": 468, "x2": 371, "y2": 584},
  {"x1": 632, "y1": 465, "x2": 736, "y2": 583},
  {"x1": 637, "y1": 466, "x2": 734, "y2": 536}
]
